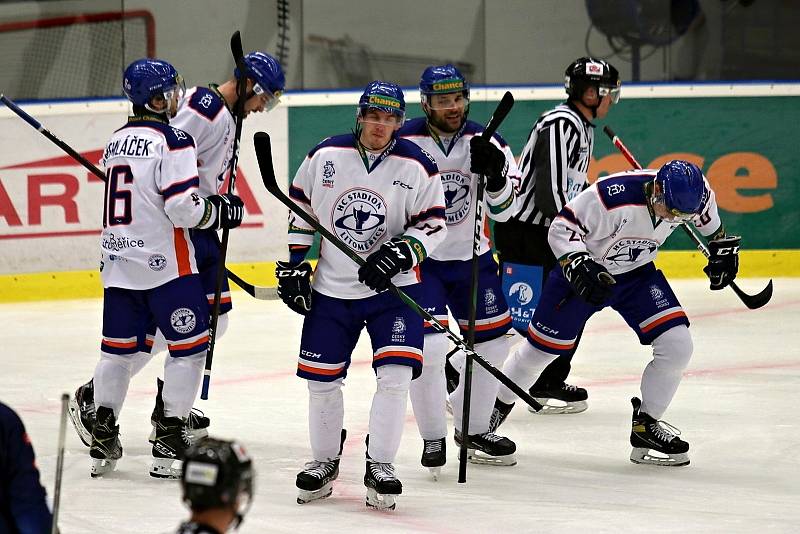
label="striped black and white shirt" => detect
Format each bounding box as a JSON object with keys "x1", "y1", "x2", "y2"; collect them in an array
[{"x1": 511, "y1": 101, "x2": 594, "y2": 226}]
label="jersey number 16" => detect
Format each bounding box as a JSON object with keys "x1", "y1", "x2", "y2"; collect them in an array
[{"x1": 103, "y1": 165, "x2": 134, "y2": 227}]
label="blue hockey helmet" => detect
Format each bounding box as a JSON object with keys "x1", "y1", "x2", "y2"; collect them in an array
[
  {"x1": 358, "y1": 80, "x2": 405, "y2": 122},
  {"x1": 235, "y1": 52, "x2": 285, "y2": 95},
  {"x1": 123, "y1": 58, "x2": 185, "y2": 109},
  {"x1": 654, "y1": 160, "x2": 706, "y2": 219},
  {"x1": 419, "y1": 64, "x2": 469, "y2": 100}
]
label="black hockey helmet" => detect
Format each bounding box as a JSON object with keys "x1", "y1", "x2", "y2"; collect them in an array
[
  {"x1": 565, "y1": 57, "x2": 621, "y2": 105},
  {"x1": 181, "y1": 437, "x2": 254, "y2": 524}
]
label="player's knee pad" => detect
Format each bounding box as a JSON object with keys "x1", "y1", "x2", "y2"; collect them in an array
[
  {"x1": 307, "y1": 377, "x2": 343, "y2": 397},
  {"x1": 652, "y1": 325, "x2": 693, "y2": 371},
  {"x1": 99, "y1": 351, "x2": 135, "y2": 373},
  {"x1": 216, "y1": 313, "x2": 229, "y2": 339},
  {"x1": 422, "y1": 333, "x2": 449, "y2": 371},
  {"x1": 164, "y1": 350, "x2": 206, "y2": 372},
  {"x1": 376, "y1": 364, "x2": 413, "y2": 396},
  {"x1": 475, "y1": 335, "x2": 510, "y2": 366}
]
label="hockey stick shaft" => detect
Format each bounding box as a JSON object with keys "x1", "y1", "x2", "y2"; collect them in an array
[
  {"x1": 202, "y1": 30, "x2": 247, "y2": 399},
  {"x1": 603, "y1": 126, "x2": 772, "y2": 310},
  {"x1": 254, "y1": 131, "x2": 543, "y2": 413},
  {"x1": 460, "y1": 91, "x2": 515, "y2": 483},
  {"x1": 51, "y1": 393, "x2": 69, "y2": 534},
  {"x1": 225, "y1": 268, "x2": 278, "y2": 300},
  {"x1": 1, "y1": 94, "x2": 107, "y2": 182}
]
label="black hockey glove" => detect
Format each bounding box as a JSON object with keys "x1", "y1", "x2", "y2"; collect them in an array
[
  {"x1": 703, "y1": 235, "x2": 740, "y2": 290},
  {"x1": 358, "y1": 237, "x2": 415, "y2": 293},
  {"x1": 275, "y1": 261, "x2": 313, "y2": 315},
  {"x1": 206, "y1": 194, "x2": 244, "y2": 230},
  {"x1": 470, "y1": 136, "x2": 508, "y2": 193},
  {"x1": 561, "y1": 251, "x2": 616, "y2": 306}
]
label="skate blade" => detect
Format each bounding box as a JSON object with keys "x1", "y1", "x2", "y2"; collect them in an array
[
  {"x1": 529, "y1": 399, "x2": 588, "y2": 415},
  {"x1": 467, "y1": 450, "x2": 517, "y2": 466},
  {"x1": 90, "y1": 457, "x2": 117, "y2": 478},
  {"x1": 366, "y1": 488, "x2": 397, "y2": 511},
  {"x1": 630, "y1": 447, "x2": 689, "y2": 467},
  {"x1": 68, "y1": 401, "x2": 92, "y2": 447},
  {"x1": 149, "y1": 457, "x2": 183, "y2": 479},
  {"x1": 427, "y1": 466, "x2": 442, "y2": 481},
  {"x1": 297, "y1": 483, "x2": 334, "y2": 504}
]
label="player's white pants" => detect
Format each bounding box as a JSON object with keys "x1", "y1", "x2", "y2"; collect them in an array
[
  {"x1": 127, "y1": 314, "x2": 229, "y2": 376},
  {"x1": 162, "y1": 351, "x2": 205, "y2": 419},
  {"x1": 410, "y1": 333, "x2": 449, "y2": 440},
  {"x1": 307, "y1": 378, "x2": 345, "y2": 462},
  {"x1": 450, "y1": 336, "x2": 510, "y2": 434},
  {"x1": 368, "y1": 365, "x2": 413, "y2": 463},
  {"x1": 496, "y1": 341, "x2": 559, "y2": 405},
  {"x1": 94, "y1": 352, "x2": 135, "y2": 417},
  {"x1": 640, "y1": 325, "x2": 693, "y2": 419}
]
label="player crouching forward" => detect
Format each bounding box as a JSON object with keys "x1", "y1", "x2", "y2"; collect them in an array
[
  {"x1": 275, "y1": 81, "x2": 446, "y2": 509},
  {"x1": 89, "y1": 59, "x2": 244, "y2": 479},
  {"x1": 399, "y1": 64, "x2": 521, "y2": 472},
  {"x1": 493, "y1": 161, "x2": 739, "y2": 466}
]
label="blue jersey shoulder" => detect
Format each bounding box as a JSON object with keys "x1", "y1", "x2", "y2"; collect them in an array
[
  {"x1": 596, "y1": 173, "x2": 651, "y2": 210},
  {"x1": 117, "y1": 120, "x2": 196, "y2": 150},
  {"x1": 398, "y1": 117, "x2": 429, "y2": 137},
  {"x1": 463, "y1": 119, "x2": 509, "y2": 148},
  {"x1": 307, "y1": 133, "x2": 355, "y2": 158},
  {"x1": 187, "y1": 86, "x2": 225, "y2": 121},
  {"x1": 391, "y1": 137, "x2": 439, "y2": 176}
]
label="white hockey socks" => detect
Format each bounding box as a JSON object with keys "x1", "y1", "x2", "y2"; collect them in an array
[
  {"x1": 409, "y1": 333, "x2": 449, "y2": 440},
  {"x1": 640, "y1": 325, "x2": 693, "y2": 419},
  {"x1": 307, "y1": 378, "x2": 345, "y2": 462},
  {"x1": 93, "y1": 352, "x2": 134, "y2": 418},
  {"x1": 368, "y1": 365, "x2": 412, "y2": 463},
  {"x1": 161, "y1": 352, "x2": 205, "y2": 419},
  {"x1": 450, "y1": 336, "x2": 509, "y2": 434},
  {"x1": 497, "y1": 341, "x2": 558, "y2": 405}
]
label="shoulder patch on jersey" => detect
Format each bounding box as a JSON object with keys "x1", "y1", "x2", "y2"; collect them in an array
[
  {"x1": 307, "y1": 134, "x2": 356, "y2": 158},
  {"x1": 596, "y1": 174, "x2": 651, "y2": 210},
  {"x1": 187, "y1": 87, "x2": 224, "y2": 121},
  {"x1": 391, "y1": 138, "x2": 439, "y2": 176},
  {"x1": 397, "y1": 117, "x2": 429, "y2": 137}
]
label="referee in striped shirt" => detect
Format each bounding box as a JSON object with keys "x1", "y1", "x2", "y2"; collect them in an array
[{"x1": 494, "y1": 57, "x2": 620, "y2": 415}]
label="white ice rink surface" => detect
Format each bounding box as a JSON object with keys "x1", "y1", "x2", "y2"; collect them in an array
[{"x1": 2, "y1": 278, "x2": 798, "y2": 533}]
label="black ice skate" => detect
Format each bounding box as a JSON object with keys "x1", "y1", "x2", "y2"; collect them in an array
[
  {"x1": 68, "y1": 379, "x2": 95, "y2": 447},
  {"x1": 150, "y1": 413, "x2": 191, "y2": 479},
  {"x1": 454, "y1": 429, "x2": 517, "y2": 466},
  {"x1": 364, "y1": 459, "x2": 402, "y2": 511},
  {"x1": 488, "y1": 398, "x2": 515, "y2": 432},
  {"x1": 89, "y1": 406, "x2": 122, "y2": 478},
  {"x1": 420, "y1": 438, "x2": 446, "y2": 480},
  {"x1": 529, "y1": 382, "x2": 588, "y2": 414},
  {"x1": 296, "y1": 429, "x2": 347, "y2": 505},
  {"x1": 148, "y1": 378, "x2": 209, "y2": 445},
  {"x1": 445, "y1": 356, "x2": 459, "y2": 395},
  {"x1": 629, "y1": 397, "x2": 690, "y2": 467}
]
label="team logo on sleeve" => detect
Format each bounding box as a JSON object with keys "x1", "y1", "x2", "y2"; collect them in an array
[
  {"x1": 332, "y1": 188, "x2": 387, "y2": 252},
  {"x1": 170, "y1": 308, "x2": 197, "y2": 334},
  {"x1": 322, "y1": 161, "x2": 336, "y2": 188},
  {"x1": 441, "y1": 171, "x2": 471, "y2": 224}
]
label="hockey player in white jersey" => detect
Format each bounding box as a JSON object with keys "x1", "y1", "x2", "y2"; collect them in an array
[
  {"x1": 494, "y1": 160, "x2": 740, "y2": 466},
  {"x1": 69, "y1": 52, "x2": 285, "y2": 449},
  {"x1": 88, "y1": 59, "x2": 244, "y2": 479},
  {"x1": 275, "y1": 81, "x2": 446, "y2": 509},
  {"x1": 397, "y1": 65, "x2": 521, "y2": 473}
]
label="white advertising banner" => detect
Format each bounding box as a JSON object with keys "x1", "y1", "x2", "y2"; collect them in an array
[{"x1": 0, "y1": 99, "x2": 290, "y2": 275}]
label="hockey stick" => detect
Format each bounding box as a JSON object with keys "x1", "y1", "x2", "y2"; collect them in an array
[
  {"x1": 225, "y1": 268, "x2": 278, "y2": 300},
  {"x1": 51, "y1": 393, "x2": 69, "y2": 534},
  {"x1": 202, "y1": 30, "x2": 247, "y2": 399},
  {"x1": 460, "y1": 91, "x2": 515, "y2": 483},
  {"x1": 254, "y1": 131, "x2": 543, "y2": 414},
  {"x1": 603, "y1": 126, "x2": 773, "y2": 310}
]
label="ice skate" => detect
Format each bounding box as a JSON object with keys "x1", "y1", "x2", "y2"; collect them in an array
[
  {"x1": 629, "y1": 397, "x2": 690, "y2": 467},
  {"x1": 488, "y1": 399, "x2": 515, "y2": 432},
  {"x1": 454, "y1": 429, "x2": 517, "y2": 466},
  {"x1": 445, "y1": 356, "x2": 459, "y2": 395},
  {"x1": 364, "y1": 459, "x2": 402, "y2": 511},
  {"x1": 89, "y1": 406, "x2": 122, "y2": 478},
  {"x1": 296, "y1": 429, "x2": 346, "y2": 504},
  {"x1": 69, "y1": 379, "x2": 95, "y2": 447},
  {"x1": 529, "y1": 382, "x2": 588, "y2": 414},
  {"x1": 150, "y1": 413, "x2": 191, "y2": 479},
  {"x1": 420, "y1": 438, "x2": 446, "y2": 480},
  {"x1": 148, "y1": 378, "x2": 209, "y2": 445}
]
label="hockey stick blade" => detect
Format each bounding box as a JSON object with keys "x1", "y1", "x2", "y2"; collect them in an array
[
  {"x1": 253, "y1": 131, "x2": 543, "y2": 412},
  {"x1": 482, "y1": 91, "x2": 514, "y2": 139},
  {"x1": 730, "y1": 279, "x2": 773, "y2": 310},
  {"x1": 225, "y1": 268, "x2": 278, "y2": 300}
]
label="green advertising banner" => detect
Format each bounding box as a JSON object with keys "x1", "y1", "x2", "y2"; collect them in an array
[{"x1": 290, "y1": 96, "x2": 799, "y2": 251}]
